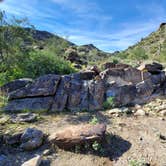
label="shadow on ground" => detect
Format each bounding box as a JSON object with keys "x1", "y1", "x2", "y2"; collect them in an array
[{"x1": 106, "y1": 134, "x2": 131, "y2": 160}]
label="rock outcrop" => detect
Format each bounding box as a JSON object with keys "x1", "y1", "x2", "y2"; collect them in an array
[{"x1": 1, "y1": 62, "x2": 166, "y2": 112}]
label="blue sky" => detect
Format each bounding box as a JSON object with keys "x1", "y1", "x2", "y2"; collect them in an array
[{"x1": 0, "y1": 0, "x2": 166, "y2": 52}]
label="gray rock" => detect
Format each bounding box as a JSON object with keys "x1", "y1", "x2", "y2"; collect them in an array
[
  {"x1": 51, "y1": 75, "x2": 71, "y2": 112},
  {"x1": 106, "y1": 84, "x2": 137, "y2": 106},
  {"x1": 0, "y1": 78, "x2": 33, "y2": 94},
  {"x1": 9, "y1": 74, "x2": 60, "y2": 100},
  {"x1": 10, "y1": 113, "x2": 37, "y2": 123},
  {"x1": 0, "y1": 155, "x2": 11, "y2": 166},
  {"x1": 134, "y1": 109, "x2": 146, "y2": 116},
  {"x1": 4, "y1": 97, "x2": 53, "y2": 113},
  {"x1": 67, "y1": 79, "x2": 85, "y2": 111},
  {"x1": 20, "y1": 128, "x2": 44, "y2": 151},
  {"x1": 89, "y1": 80, "x2": 105, "y2": 110},
  {"x1": 101, "y1": 67, "x2": 151, "y2": 86},
  {"x1": 4, "y1": 132, "x2": 22, "y2": 145},
  {"x1": 21, "y1": 155, "x2": 42, "y2": 166},
  {"x1": 136, "y1": 79, "x2": 154, "y2": 98}
]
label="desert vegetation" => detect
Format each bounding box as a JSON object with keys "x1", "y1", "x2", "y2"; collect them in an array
[{"x1": 0, "y1": 8, "x2": 166, "y2": 166}]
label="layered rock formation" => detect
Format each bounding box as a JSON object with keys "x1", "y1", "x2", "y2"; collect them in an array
[{"x1": 1, "y1": 62, "x2": 166, "y2": 112}]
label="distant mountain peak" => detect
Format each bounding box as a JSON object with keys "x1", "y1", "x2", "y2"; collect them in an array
[{"x1": 80, "y1": 44, "x2": 100, "y2": 51}]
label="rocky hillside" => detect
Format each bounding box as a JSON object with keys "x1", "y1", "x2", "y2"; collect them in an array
[
  {"x1": 118, "y1": 23, "x2": 166, "y2": 61},
  {"x1": 30, "y1": 29, "x2": 111, "y2": 68}
]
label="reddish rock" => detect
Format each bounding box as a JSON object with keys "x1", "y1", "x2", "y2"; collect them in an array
[{"x1": 48, "y1": 123, "x2": 106, "y2": 149}]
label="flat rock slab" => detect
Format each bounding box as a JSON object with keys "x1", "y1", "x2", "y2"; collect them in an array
[
  {"x1": 4, "y1": 97, "x2": 54, "y2": 113},
  {"x1": 48, "y1": 123, "x2": 106, "y2": 149},
  {"x1": 10, "y1": 113, "x2": 37, "y2": 123},
  {"x1": 9, "y1": 74, "x2": 60, "y2": 99}
]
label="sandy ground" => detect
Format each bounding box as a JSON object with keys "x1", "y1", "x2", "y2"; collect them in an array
[{"x1": 0, "y1": 108, "x2": 166, "y2": 166}]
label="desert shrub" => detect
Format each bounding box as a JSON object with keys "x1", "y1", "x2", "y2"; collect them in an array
[
  {"x1": 0, "y1": 90, "x2": 8, "y2": 108},
  {"x1": 128, "y1": 47, "x2": 148, "y2": 61},
  {"x1": 103, "y1": 96, "x2": 115, "y2": 109},
  {"x1": 129, "y1": 159, "x2": 148, "y2": 166},
  {"x1": 89, "y1": 116, "x2": 99, "y2": 125},
  {"x1": 0, "y1": 11, "x2": 76, "y2": 86}
]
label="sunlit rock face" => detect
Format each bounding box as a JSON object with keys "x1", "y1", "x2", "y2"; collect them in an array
[{"x1": 2, "y1": 62, "x2": 166, "y2": 112}]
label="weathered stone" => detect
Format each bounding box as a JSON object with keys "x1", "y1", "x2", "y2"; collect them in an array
[
  {"x1": 90, "y1": 65, "x2": 100, "y2": 75},
  {"x1": 0, "y1": 78, "x2": 33, "y2": 94},
  {"x1": 51, "y1": 75, "x2": 71, "y2": 112},
  {"x1": 66, "y1": 49, "x2": 82, "y2": 64},
  {"x1": 108, "y1": 107, "x2": 130, "y2": 115},
  {"x1": 89, "y1": 80, "x2": 105, "y2": 110},
  {"x1": 115, "y1": 63, "x2": 130, "y2": 69},
  {"x1": 21, "y1": 155, "x2": 42, "y2": 166},
  {"x1": 10, "y1": 113, "x2": 37, "y2": 123},
  {"x1": 106, "y1": 84, "x2": 137, "y2": 106},
  {"x1": 102, "y1": 62, "x2": 116, "y2": 70},
  {"x1": 4, "y1": 132, "x2": 22, "y2": 145},
  {"x1": 0, "y1": 155, "x2": 11, "y2": 166},
  {"x1": 159, "y1": 110, "x2": 166, "y2": 116},
  {"x1": 136, "y1": 79, "x2": 154, "y2": 98},
  {"x1": 9, "y1": 74, "x2": 60, "y2": 100},
  {"x1": 67, "y1": 79, "x2": 86, "y2": 111},
  {"x1": 101, "y1": 67, "x2": 151, "y2": 86},
  {"x1": 4, "y1": 97, "x2": 53, "y2": 112},
  {"x1": 20, "y1": 128, "x2": 44, "y2": 151},
  {"x1": 151, "y1": 71, "x2": 165, "y2": 85},
  {"x1": 134, "y1": 109, "x2": 146, "y2": 116},
  {"x1": 72, "y1": 71, "x2": 95, "y2": 80},
  {"x1": 138, "y1": 62, "x2": 163, "y2": 74},
  {"x1": 48, "y1": 123, "x2": 106, "y2": 149}
]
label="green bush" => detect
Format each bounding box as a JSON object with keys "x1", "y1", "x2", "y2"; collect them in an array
[
  {"x1": 89, "y1": 116, "x2": 99, "y2": 125},
  {"x1": 103, "y1": 97, "x2": 115, "y2": 109},
  {"x1": 129, "y1": 159, "x2": 148, "y2": 166}
]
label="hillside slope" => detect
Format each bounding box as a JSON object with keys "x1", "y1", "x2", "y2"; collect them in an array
[
  {"x1": 114, "y1": 23, "x2": 166, "y2": 65},
  {"x1": 31, "y1": 29, "x2": 111, "y2": 68}
]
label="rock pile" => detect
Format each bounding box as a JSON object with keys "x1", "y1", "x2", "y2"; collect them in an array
[
  {"x1": 1, "y1": 62, "x2": 166, "y2": 112},
  {"x1": 2, "y1": 128, "x2": 44, "y2": 151}
]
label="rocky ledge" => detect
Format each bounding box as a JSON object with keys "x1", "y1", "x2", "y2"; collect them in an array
[{"x1": 1, "y1": 62, "x2": 166, "y2": 112}]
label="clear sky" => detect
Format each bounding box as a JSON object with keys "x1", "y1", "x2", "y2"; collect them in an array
[{"x1": 0, "y1": 0, "x2": 166, "y2": 52}]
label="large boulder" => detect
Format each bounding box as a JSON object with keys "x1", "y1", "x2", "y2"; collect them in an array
[
  {"x1": 48, "y1": 123, "x2": 106, "y2": 149},
  {"x1": 9, "y1": 74, "x2": 60, "y2": 100},
  {"x1": 4, "y1": 97, "x2": 54, "y2": 112},
  {"x1": 138, "y1": 62, "x2": 163, "y2": 74},
  {"x1": 136, "y1": 79, "x2": 154, "y2": 98},
  {"x1": 100, "y1": 67, "x2": 151, "y2": 86},
  {"x1": 106, "y1": 83, "x2": 137, "y2": 106},
  {"x1": 0, "y1": 78, "x2": 33, "y2": 94},
  {"x1": 20, "y1": 128, "x2": 44, "y2": 151}
]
